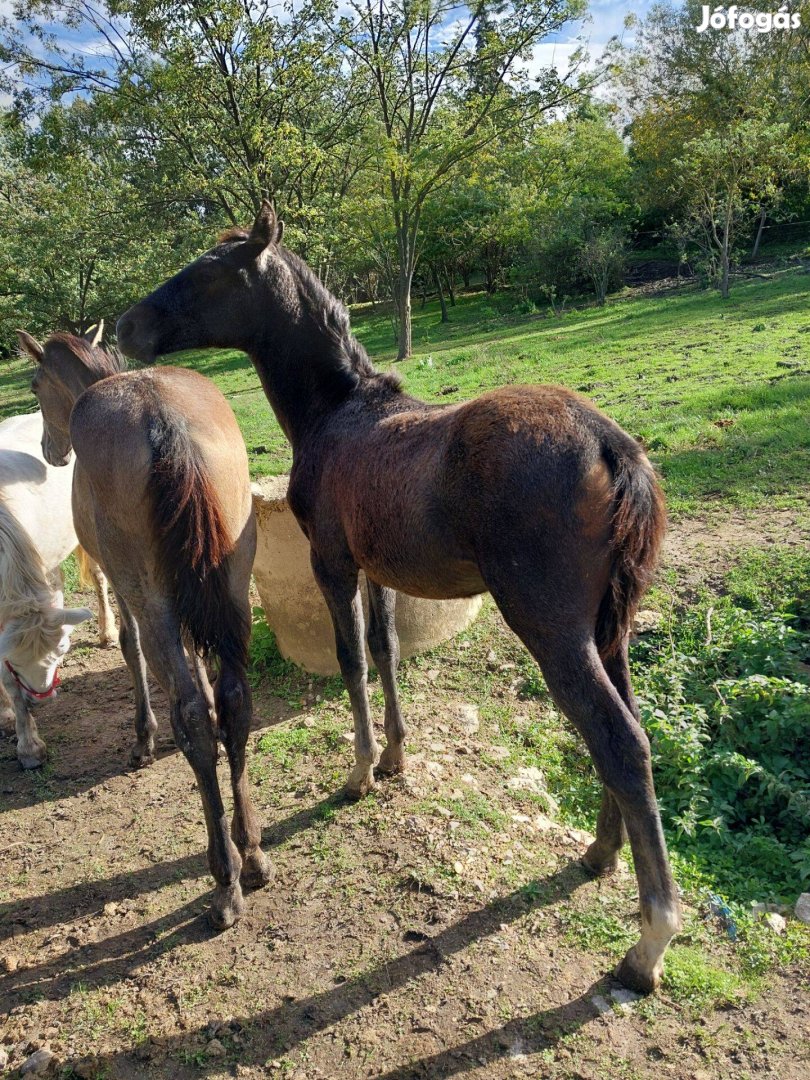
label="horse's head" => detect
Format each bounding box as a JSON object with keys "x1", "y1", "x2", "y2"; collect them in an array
[
  {"x1": 0, "y1": 605, "x2": 92, "y2": 699},
  {"x1": 18, "y1": 323, "x2": 121, "y2": 467},
  {"x1": 117, "y1": 201, "x2": 286, "y2": 363}
]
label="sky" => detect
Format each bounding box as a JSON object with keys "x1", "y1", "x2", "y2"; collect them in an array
[
  {"x1": 2, "y1": 0, "x2": 665, "y2": 99},
  {"x1": 534, "y1": 0, "x2": 660, "y2": 76}
]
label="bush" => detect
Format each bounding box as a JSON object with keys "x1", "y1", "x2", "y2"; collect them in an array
[{"x1": 632, "y1": 550, "x2": 810, "y2": 901}]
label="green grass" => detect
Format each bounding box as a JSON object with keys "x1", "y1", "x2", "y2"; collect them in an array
[{"x1": 3, "y1": 271, "x2": 808, "y2": 515}]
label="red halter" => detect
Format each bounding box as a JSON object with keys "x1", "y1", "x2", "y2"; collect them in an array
[{"x1": 3, "y1": 658, "x2": 61, "y2": 700}]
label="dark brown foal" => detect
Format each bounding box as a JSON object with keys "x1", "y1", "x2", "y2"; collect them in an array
[
  {"x1": 20, "y1": 331, "x2": 271, "y2": 928},
  {"x1": 117, "y1": 203, "x2": 680, "y2": 991}
]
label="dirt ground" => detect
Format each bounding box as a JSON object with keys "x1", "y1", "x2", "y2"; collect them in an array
[{"x1": 1, "y1": 509, "x2": 809, "y2": 1080}]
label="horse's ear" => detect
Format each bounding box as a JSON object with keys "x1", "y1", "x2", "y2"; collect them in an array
[
  {"x1": 84, "y1": 320, "x2": 104, "y2": 347},
  {"x1": 16, "y1": 330, "x2": 44, "y2": 365},
  {"x1": 249, "y1": 200, "x2": 285, "y2": 249},
  {"x1": 46, "y1": 606, "x2": 93, "y2": 628}
]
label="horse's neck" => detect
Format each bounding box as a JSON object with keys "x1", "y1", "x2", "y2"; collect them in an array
[
  {"x1": 249, "y1": 341, "x2": 339, "y2": 451},
  {"x1": 0, "y1": 497, "x2": 61, "y2": 622}
]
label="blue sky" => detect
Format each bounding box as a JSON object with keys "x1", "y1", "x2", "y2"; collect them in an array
[
  {"x1": 2, "y1": 0, "x2": 664, "y2": 95},
  {"x1": 535, "y1": 0, "x2": 661, "y2": 74}
]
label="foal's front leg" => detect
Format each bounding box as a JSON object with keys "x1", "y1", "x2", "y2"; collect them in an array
[
  {"x1": 2, "y1": 671, "x2": 46, "y2": 768},
  {"x1": 366, "y1": 581, "x2": 407, "y2": 775},
  {"x1": 0, "y1": 680, "x2": 15, "y2": 728},
  {"x1": 311, "y1": 552, "x2": 380, "y2": 798},
  {"x1": 87, "y1": 556, "x2": 116, "y2": 649}
]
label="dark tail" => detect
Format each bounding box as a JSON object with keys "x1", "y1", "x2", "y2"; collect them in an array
[
  {"x1": 596, "y1": 432, "x2": 667, "y2": 657},
  {"x1": 148, "y1": 408, "x2": 248, "y2": 671}
]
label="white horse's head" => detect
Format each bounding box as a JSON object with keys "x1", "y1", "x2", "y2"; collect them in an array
[{"x1": 0, "y1": 606, "x2": 92, "y2": 699}]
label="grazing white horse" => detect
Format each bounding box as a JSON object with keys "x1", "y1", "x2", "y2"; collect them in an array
[{"x1": 0, "y1": 355, "x2": 116, "y2": 767}]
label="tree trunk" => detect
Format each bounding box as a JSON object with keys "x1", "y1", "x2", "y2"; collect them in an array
[
  {"x1": 396, "y1": 264, "x2": 413, "y2": 360},
  {"x1": 445, "y1": 267, "x2": 456, "y2": 306},
  {"x1": 751, "y1": 207, "x2": 767, "y2": 261},
  {"x1": 434, "y1": 266, "x2": 448, "y2": 322},
  {"x1": 720, "y1": 235, "x2": 730, "y2": 299}
]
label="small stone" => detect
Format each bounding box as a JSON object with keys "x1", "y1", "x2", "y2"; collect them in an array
[
  {"x1": 489, "y1": 746, "x2": 510, "y2": 761},
  {"x1": 610, "y1": 987, "x2": 641, "y2": 1009},
  {"x1": 796, "y1": 893, "x2": 810, "y2": 924},
  {"x1": 1, "y1": 954, "x2": 18, "y2": 973},
  {"x1": 206, "y1": 1039, "x2": 226, "y2": 1057},
  {"x1": 591, "y1": 994, "x2": 612, "y2": 1016},
  {"x1": 426, "y1": 761, "x2": 444, "y2": 778},
  {"x1": 633, "y1": 609, "x2": 663, "y2": 635},
  {"x1": 20, "y1": 1047, "x2": 54, "y2": 1075},
  {"x1": 302, "y1": 716, "x2": 316, "y2": 728},
  {"x1": 762, "y1": 912, "x2": 786, "y2": 934},
  {"x1": 692, "y1": 1071, "x2": 712, "y2": 1080},
  {"x1": 341, "y1": 731, "x2": 354, "y2": 743},
  {"x1": 103, "y1": 902, "x2": 119, "y2": 917},
  {"x1": 456, "y1": 704, "x2": 479, "y2": 734}
]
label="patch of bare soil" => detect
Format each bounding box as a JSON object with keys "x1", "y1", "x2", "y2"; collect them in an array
[
  {"x1": 1, "y1": 511, "x2": 808, "y2": 1079},
  {"x1": 663, "y1": 506, "x2": 809, "y2": 590}
]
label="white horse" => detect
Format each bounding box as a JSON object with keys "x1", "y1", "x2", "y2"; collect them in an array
[{"x1": 1, "y1": 340, "x2": 116, "y2": 767}]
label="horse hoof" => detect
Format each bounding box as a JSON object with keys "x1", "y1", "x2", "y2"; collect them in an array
[
  {"x1": 376, "y1": 745, "x2": 406, "y2": 776},
  {"x1": 18, "y1": 744, "x2": 47, "y2": 769},
  {"x1": 210, "y1": 884, "x2": 245, "y2": 930},
  {"x1": 345, "y1": 763, "x2": 376, "y2": 799},
  {"x1": 100, "y1": 636, "x2": 117, "y2": 650},
  {"x1": 615, "y1": 949, "x2": 661, "y2": 995},
  {"x1": 241, "y1": 850, "x2": 273, "y2": 889},
  {"x1": 129, "y1": 747, "x2": 155, "y2": 769},
  {"x1": 582, "y1": 842, "x2": 619, "y2": 877}
]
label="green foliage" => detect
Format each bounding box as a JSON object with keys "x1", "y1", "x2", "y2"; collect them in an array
[
  {"x1": 633, "y1": 550, "x2": 810, "y2": 901},
  {"x1": 661, "y1": 946, "x2": 747, "y2": 1009}
]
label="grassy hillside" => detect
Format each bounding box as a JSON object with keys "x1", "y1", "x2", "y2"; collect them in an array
[{"x1": 4, "y1": 272, "x2": 808, "y2": 518}]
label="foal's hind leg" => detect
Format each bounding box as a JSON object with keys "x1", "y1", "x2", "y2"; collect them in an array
[
  {"x1": 367, "y1": 581, "x2": 407, "y2": 776},
  {"x1": 491, "y1": 574, "x2": 680, "y2": 992},
  {"x1": 116, "y1": 594, "x2": 158, "y2": 768},
  {"x1": 582, "y1": 641, "x2": 634, "y2": 876},
  {"x1": 311, "y1": 551, "x2": 380, "y2": 798},
  {"x1": 536, "y1": 637, "x2": 679, "y2": 991},
  {"x1": 137, "y1": 607, "x2": 244, "y2": 928},
  {"x1": 216, "y1": 662, "x2": 272, "y2": 889}
]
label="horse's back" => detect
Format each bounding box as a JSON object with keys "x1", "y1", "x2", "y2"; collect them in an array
[
  {"x1": 0, "y1": 411, "x2": 77, "y2": 571},
  {"x1": 70, "y1": 367, "x2": 252, "y2": 560}
]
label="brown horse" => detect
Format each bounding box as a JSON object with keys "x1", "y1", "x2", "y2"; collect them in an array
[
  {"x1": 18, "y1": 330, "x2": 271, "y2": 928},
  {"x1": 117, "y1": 202, "x2": 680, "y2": 991}
]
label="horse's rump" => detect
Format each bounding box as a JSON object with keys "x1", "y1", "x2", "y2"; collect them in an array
[{"x1": 147, "y1": 400, "x2": 249, "y2": 670}]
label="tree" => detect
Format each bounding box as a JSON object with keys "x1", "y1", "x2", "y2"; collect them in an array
[
  {"x1": 337, "y1": 0, "x2": 587, "y2": 358},
  {"x1": 1, "y1": 0, "x2": 364, "y2": 263},
  {"x1": 673, "y1": 119, "x2": 794, "y2": 298},
  {"x1": 0, "y1": 103, "x2": 191, "y2": 348}
]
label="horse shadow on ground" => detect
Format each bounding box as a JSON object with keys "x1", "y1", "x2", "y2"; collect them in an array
[
  {"x1": 0, "y1": 789, "x2": 352, "y2": 950},
  {"x1": 1, "y1": 852, "x2": 610, "y2": 1079},
  {"x1": 0, "y1": 643, "x2": 324, "y2": 812}
]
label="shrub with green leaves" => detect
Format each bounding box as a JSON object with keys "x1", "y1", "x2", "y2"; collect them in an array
[{"x1": 632, "y1": 550, "x2": 810, "y2": 901}]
